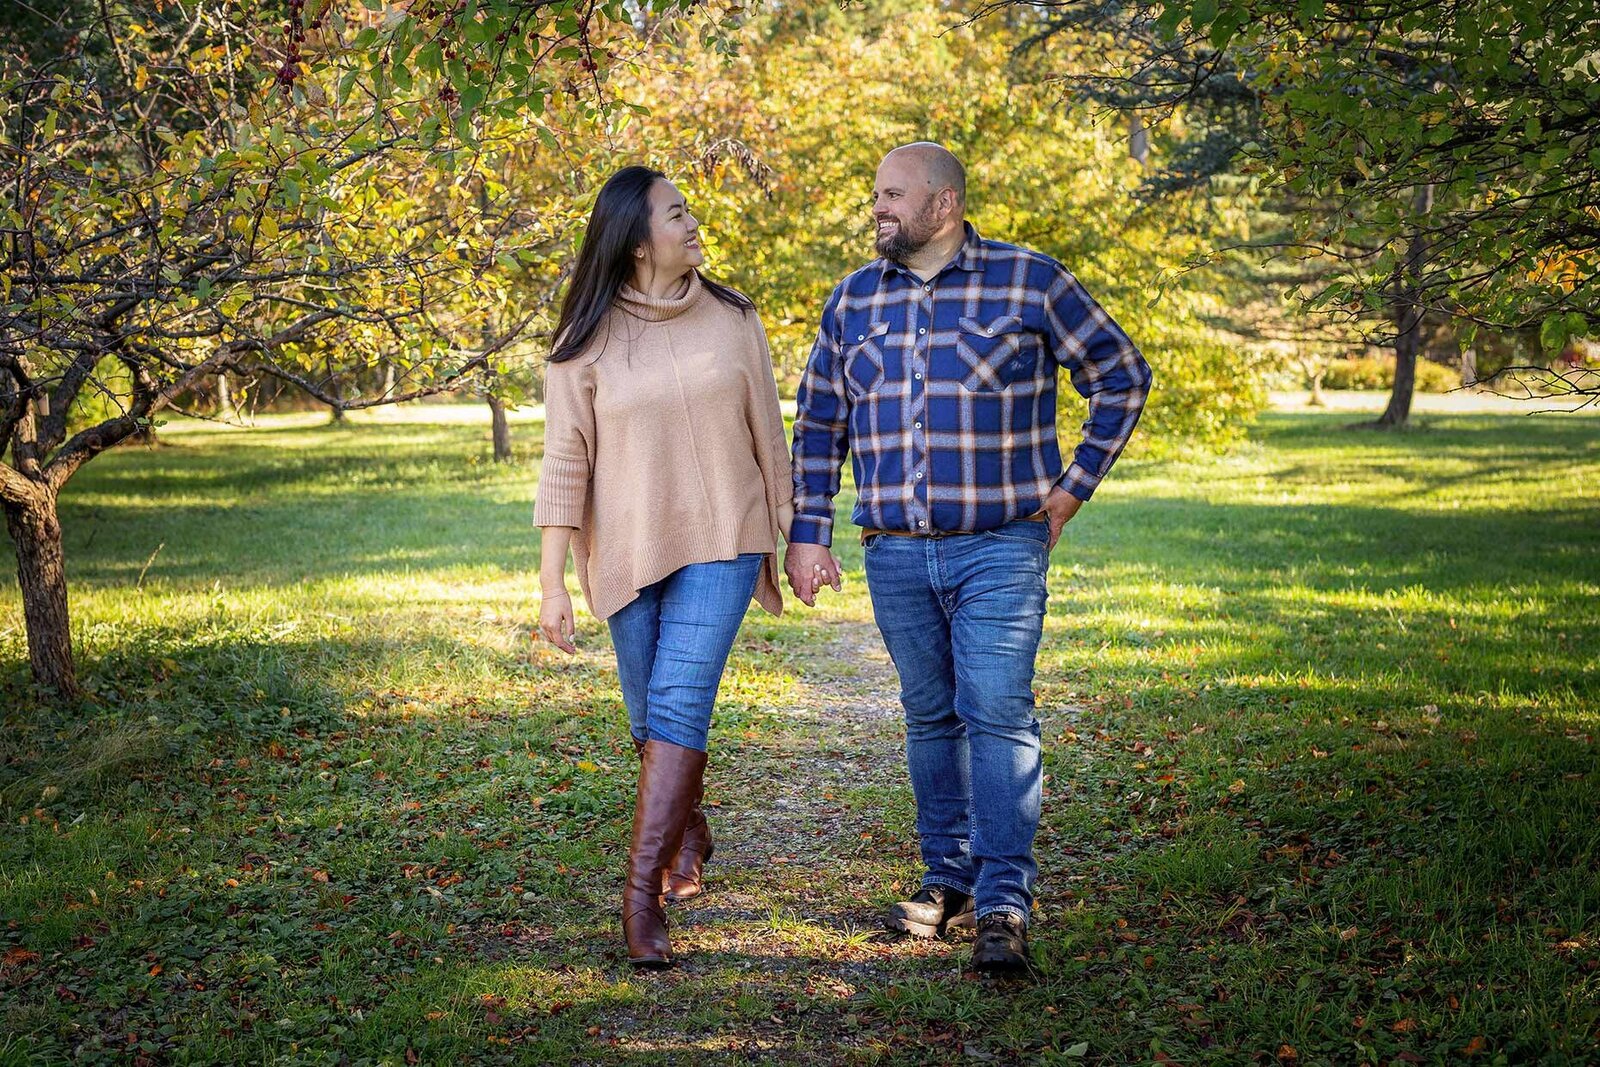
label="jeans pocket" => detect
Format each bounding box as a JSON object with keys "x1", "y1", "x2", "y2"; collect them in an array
[{"x1": 984, "y1": 521, "x2": 1049, "y2": 548}]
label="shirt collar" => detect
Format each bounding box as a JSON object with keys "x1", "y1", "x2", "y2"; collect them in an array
[{"x1": 878, "y1": 221, "x2": 986, "y2": 283}]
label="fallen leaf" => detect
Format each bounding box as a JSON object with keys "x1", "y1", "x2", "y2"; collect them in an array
[{"x1": 1227, "y1": 779, "x2": 1246, "y2": 795}]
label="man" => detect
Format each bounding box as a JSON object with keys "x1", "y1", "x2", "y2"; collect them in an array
[{"x1": 785, "y1": 143, "x2": 1151, "y2": 974}]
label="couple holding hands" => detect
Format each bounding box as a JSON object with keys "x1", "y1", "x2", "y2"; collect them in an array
[{"x1": 535, "y1": 144, "x2": 1152, "y2": 975}]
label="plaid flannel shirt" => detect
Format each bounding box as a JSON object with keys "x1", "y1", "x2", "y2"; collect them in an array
[{"x1": 789, "y1": 223, "x2": 1153, "y2": 546}]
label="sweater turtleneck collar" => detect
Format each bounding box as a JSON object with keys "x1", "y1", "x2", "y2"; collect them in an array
[{"x1": 617, "y1": 270, "x2": 704, "y2": 322}]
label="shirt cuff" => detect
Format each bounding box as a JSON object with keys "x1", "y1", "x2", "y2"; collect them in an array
[
  {"x1": 787, "y1": 514, "x2": 833, "y2": 546},
  {"x1": 1055, "y1": 462, "x2": 1101, "y2": 502}
]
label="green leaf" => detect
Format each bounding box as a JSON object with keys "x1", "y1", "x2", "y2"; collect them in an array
[
  {"x1": 1191, "y1": 0, "x2": 1219, "y2": 31},
  {"x1": 1155, "y1": 4, "x2": 1187, "y2": 38},
  {"x1": 1210, "y1": 12, "x2": 1241, "y2": 49},
  {"x1": 1539, "y1": 313, "x2": 1569, "y2": 354}
]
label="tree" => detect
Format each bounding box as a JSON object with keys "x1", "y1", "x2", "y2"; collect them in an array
[
  {"x1": 1, "y1": 0, "x2": 691, "y2": 698},
  {"x1": 584, "y1": 0, "x2": 1271, "y2": 444},
  {"x1": 992, "y1": 0, "x2": 1600, "y2": 426}
]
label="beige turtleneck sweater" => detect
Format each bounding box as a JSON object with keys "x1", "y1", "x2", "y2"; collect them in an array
[{"x1": 533, "y1": 272, "x2": 792, "y2": 621}]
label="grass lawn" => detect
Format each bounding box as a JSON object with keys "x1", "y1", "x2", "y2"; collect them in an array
[{"x1": 2, "y1": 409, "x2": 1596, "y2": 1065}]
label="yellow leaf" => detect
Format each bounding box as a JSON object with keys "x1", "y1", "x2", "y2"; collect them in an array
[
  {"x1": 576, "y1": 760, "x2": 599, "y2": 773},
  {"x1": 134, "y1": 66, "x2": 150, "y2": 91}
]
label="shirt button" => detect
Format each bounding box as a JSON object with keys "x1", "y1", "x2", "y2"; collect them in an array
[
  {"x1": 914, "y1": 421, "x2": 922, "y2": 429},
  {"x1": 857, "y1": 334, "x2": 864, "y2": 341},
  {"x1": 924, "y1": 284, "x2": 931, "y2": 292},
  {"x1": 918, "y1": 520, "x2": 927, "y2": 527},
  {"x1": 918, "y1": 327, "x2": 926, "y2": 335},
  {"x1": 916, "y1": 470, "x2": 924, "y2": 479},
  {"x1": 914, "y1": 372, "x2": 922, "y2": 381},
  {"x1": 985, "y1": 327, "x2": 993, "y2": 335}
]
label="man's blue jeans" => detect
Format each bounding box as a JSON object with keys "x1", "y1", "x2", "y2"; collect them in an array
[
  {"x1": 606, "y1": 553, "x2": 764, "y2": 752},
  {"x1": 863, "y1": 519, "x2": 1049, "y2": 926}
]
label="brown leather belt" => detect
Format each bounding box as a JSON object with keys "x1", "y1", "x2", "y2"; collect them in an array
[{"x1": 860, "y1": 512, "x2": 1048, "y2": 544}]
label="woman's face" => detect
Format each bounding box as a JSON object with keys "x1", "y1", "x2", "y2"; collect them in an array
[{"x1": 635, "y1": 180, "x2": 703, "y2": 278}]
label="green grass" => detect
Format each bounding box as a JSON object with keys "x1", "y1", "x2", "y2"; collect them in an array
[{"x1": 1, "y1": 410, "x2": 1597, "y2": 1065}]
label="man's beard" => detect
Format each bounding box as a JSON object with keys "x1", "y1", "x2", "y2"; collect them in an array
[{"x1": 875, "y1": 202, "x2": 939, "y2": 261}]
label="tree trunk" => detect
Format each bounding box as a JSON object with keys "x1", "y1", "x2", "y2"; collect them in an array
[
  {"x1": 488, "y1": 394, "x2": 512, "y2": 462},
  {"x1": 216, "y1": 372, "x2": 235, "y2": 418},
  {"x1": 1377, "y1": 307, "x2": 1422, "y2": 427},
  {"x1": 1128, "y1": 113, "x2": 1149, "y2": 168},
  {"x1": 3, "y1": 488, "x2": 80, "y2": 699},
  {"x1": 1373, "y1": 185, "x2": 1435, "y2": 429},
  {"x1": 1307, "y1": 366, "x2": 1326, "y2": 407}
]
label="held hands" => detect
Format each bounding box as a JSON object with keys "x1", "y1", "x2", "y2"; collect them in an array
[
  {"x1": 783, "y1": 542, "x2": 843, "y2": 607},
  {"x1": 1042, "y1": 487, "x2": 1084, "y2": 550},
  {"x1": 539, "y1": 589, "x2": 578, "y2": 653}
]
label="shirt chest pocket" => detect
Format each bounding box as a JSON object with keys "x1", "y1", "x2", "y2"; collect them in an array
[
  {"x1": 843, "y1": 319, "x2": 891, "y2": 396},
  {"x1": 955, "y1": 315, "x2": 1034, "y2": 392}
]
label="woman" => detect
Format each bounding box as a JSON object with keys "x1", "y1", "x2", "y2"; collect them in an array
[{"x1": 534, "y1": 166, "x2": 793, "y2": 968}]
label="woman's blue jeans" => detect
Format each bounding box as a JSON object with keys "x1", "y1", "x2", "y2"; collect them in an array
[
  {"x1": 606, "y1": 553, "x2": 764, "y2": 752},
  {"x1": 863, "y1": 519, "x2": 1050, "y2": 927}
]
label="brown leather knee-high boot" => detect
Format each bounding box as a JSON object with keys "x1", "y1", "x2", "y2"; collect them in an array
[
  {"x1": 666, "y1": 778, "x2": 713, "y2": 902},
  {"x1": 622, "y1": 740, "x2": 706, "y2": 967},
  {"x1": 632, "y1": 734, "x2": 714, "y2": 900}
]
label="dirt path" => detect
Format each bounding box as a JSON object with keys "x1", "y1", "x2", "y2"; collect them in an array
[{"x1": 586, "y1": 620, "x2": 1106, "y2": 1063}]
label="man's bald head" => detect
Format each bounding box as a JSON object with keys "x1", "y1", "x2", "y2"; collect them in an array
[
  {"x1": 882, "y1": 143, "x2": 966, "y2": 209},
  {"x1": 872, "y1": 143, "x2": 967, "y2": 263}
]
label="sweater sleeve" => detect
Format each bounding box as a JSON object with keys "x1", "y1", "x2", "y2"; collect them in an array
[
  {"x1": 533, "y1": 356, "x2": 596, "y2": 529},
  {"x1": 744, "y1": 314, "x2": 795, "y2": 539}
]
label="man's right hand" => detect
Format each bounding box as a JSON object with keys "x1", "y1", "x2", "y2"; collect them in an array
[{"x1": 784, "y1": 542, "x2": 843, "y2": 607}]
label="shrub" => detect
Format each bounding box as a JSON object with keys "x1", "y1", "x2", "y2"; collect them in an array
[{"x1": 1321, "y1": 357, "x2": 1456, "y2": 392}]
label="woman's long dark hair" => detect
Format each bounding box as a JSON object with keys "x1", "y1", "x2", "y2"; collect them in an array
[{"x1": 548, "y1": 165, "x2": 753, "y2": 363}]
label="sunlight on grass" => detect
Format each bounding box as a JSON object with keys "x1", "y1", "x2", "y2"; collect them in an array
[{"x1": 2, "y1": 409, "x2": 1596, "y2": 1064}]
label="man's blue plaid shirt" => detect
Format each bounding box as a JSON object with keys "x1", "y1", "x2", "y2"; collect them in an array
[{"x1": 789, "y1": 223, "x2": 1153, "y2": 546}]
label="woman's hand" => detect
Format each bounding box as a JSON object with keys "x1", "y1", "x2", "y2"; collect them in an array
[{"x1": 539, "y1": 591, "x2": 578, "y2": 653}]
